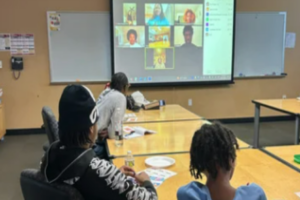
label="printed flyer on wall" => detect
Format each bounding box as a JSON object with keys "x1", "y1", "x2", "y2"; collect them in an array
[
  {"x1": 10, "y1": 34, "x2": 35, "y2": 55},
  {"x1": 0, "y1": 33, "x2": 11, "y2": 51},
  {"x1": 49, "y1": 13, "x2": 61, "y2": 31}
]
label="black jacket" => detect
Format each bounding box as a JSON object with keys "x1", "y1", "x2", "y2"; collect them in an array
[{"x1": 40, "y1": 141, "x2": 157, "y2": 200}]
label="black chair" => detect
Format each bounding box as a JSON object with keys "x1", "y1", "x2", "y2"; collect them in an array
[
  {"x1": 42, "y1": 107, "x2": 59, "y2": 151},
  {"x1": 20, "y1": 169, "x2": 84, "y2": 200}
]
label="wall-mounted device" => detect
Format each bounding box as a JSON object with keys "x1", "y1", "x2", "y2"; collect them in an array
[
  {"x1": 11, "y1": 57, "x2": 23, "y2": 80},
  {"x1": 11, "y1": 57, "x2": 23, "y2": 70}
]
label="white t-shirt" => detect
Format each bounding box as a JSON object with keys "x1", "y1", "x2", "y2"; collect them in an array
[{"x1": 124, "y1": 42, "x2": 142, "y2": 48}]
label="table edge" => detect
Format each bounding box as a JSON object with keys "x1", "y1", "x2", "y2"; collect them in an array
[
  {"x1": 124, "y1": 118, "x2": 203, "y2": 124},
  {"x1": 107, "y1": 145, "x2": 251, "y2": 158},
  {"x1": 260, "y1": 148, "x2": 300, "y2": 173},
  {"x1": 252, "y1": 100, "x2": 299, "y2": 116}
]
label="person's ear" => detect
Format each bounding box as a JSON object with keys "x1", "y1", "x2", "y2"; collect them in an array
[
  {"x1": 230, "y1": 159, "x2": 236, "y2": 169},
  {"x1": 89, "y1": 124, "x2": 98, "y2": 143}
]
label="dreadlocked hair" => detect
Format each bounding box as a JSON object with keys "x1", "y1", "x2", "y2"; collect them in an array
[{"x1": 190, "y1": 122, "x2": 239, "y2": 180}]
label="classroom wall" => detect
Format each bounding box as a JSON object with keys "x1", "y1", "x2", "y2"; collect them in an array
[{"x1": 0, "y1": 0, "x2": 300, "y2": 129}]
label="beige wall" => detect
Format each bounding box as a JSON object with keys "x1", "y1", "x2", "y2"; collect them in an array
[{"x1": 0, "y1": 0, "x2": 299, "y2": 129}]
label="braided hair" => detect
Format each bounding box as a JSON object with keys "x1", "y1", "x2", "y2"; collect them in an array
[{"x1": 190, "y1": 122, "x2": 239, "y2": 180}]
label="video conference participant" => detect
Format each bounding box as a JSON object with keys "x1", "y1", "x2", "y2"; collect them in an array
[
  {"x1": 126, "y1": 10, "x2": 134, "y2": 25},
  {"x1": 184, "y1": 9, "x2": 196, "y2": 24},
  {"x1": 147, "y1": 4, "x2": 170, "y2": 26},
  {"x1": 155, "y1": 57, "x2": 166, "y2": 69},
  {"x1": 181, "y1": 25, "x2": 197, "y2": 48},
  {"x1": 175, "y1": 25, "x2": 203, "y2": 73},
  {"x1": 125, "y1": 29, "x2": 142, "y2": 47}
]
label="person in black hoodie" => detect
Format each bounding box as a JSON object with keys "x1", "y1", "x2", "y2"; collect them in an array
[{"x1": 40, "y1": 85, "x2": 157, "y2": 200}]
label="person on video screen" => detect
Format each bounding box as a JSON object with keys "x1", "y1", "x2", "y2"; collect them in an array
[
  {"x1": 181, "y1": 25, "x2": 197, "y2": 48},
  {"x1": 184, "y1": 9, "x2": 196, "y2": 24},
  {"x1": 155, "y1": 57, "x2": 166, "y2": 69},
  {"x1": 126, "y1": 10, "x2": 133, "y2": 25},
  {"x1": 124, "y1": 29, "x2": 141, "y2": 48},
  {"x1": 147, "y1": 4, "x2": 170, "y2": 26}
]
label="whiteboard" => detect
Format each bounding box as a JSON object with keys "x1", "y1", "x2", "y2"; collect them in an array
[
  {"x1": 234, "y1": 12, "x2": 286, "y2": 77},
  {"x1": 47, "y1": 12, "x2": 111, "y2": 83}
]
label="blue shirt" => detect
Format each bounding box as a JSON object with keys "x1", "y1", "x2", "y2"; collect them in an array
[
  {"x1": 177, "y1": 182, "x2": 267, "y2": 200},
  {"x1": 147, "y1": 16, "x2": 170, "y2": 26}
]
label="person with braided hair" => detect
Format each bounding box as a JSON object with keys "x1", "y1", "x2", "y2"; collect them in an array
[{"x1": 177, "y1": 123, "x2": 266, "y2": 200}]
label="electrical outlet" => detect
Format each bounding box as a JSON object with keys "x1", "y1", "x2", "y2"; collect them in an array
[
  {"x1": 0, "y1": 61, "x2": 2, "y2": 68},
  {"x1": 188, "y1": 99, "x2": 192, "y2": 106},
  {"x1": 283, "y1": 95, "x2": 287, "y2": 99}
]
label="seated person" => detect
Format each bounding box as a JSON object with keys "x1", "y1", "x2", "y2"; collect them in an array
[
  {"x1": 177, "y1": 123, "x2": 267, "y2": 200},
  {"x1": 40, "y1": 84, "x2": 157, "y2": 200},
  {"x1": 97, "y1": 72, "x2": 129, "y2": 139},
  {"x1": 181, "y1": 25, "x2": 197, "y2": 48},
  {"x1": 147, "y1": 4, "x2": 170, "y2": 26},
  {"x1": 125, "y1": 29, "x2": 141, "y2": 48},
  {"x1": 155, "y1": 57, "x2": 166, "y2": 69},
  {"x1": 183, "y1": 9, "x2": 196, "y2": 24},
  {"x1": 93, "y1": 73, "x2": 129, "y2": 157},
  {"x1": 175, "y1": 25, "x2": 203, "y2": 70}
]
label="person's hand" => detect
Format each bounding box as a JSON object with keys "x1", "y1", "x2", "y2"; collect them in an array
[
  {"x1": 119, "y1": 166, "x2": 136, "y2": 177},
  {"x1": 135, "y1": 172, "x2": 150, "y2": 185},
  {"x1": 98, "y1": 129, "x2": 108, "y2": 140}
]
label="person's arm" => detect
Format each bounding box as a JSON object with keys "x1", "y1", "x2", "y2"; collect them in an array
[
  {"x1": 88, "y1": 157, "x2": 157, "y2": 200},
  {"x1": 108, "y1": 94, "x2": 127, "y2": 139}
]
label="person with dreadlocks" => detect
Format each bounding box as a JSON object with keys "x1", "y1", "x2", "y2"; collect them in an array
[
  {"x1": 93, "y1": 72, "x2": 130, "y2": 158},
  {"x1": 177, "y1": 123, "x2": 266, "y2": 200}
]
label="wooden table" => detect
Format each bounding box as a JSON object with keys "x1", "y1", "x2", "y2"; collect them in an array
[
  {"x1": 125, "y1": 104, "x2": 202, "y2": 124},
  {"x1": 264, "y1": 145, "x2": 300, "y2": 172},
  {"x1": 114, "y1": 150, "x2": 300, "y2": 200},
  {"x1": 252, "y1": 99, "x2": 300, "y2": 148},
  {"x1": 107, "y1": 120, "x2": 250, "y2": 157},
  {"x1": 0, "y1": 104, "x2": 6, "y2": 140}
]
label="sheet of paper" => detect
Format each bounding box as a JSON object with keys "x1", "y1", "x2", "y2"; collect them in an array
[
  {"x1": 125, "y1": 113, "x2": 136, "y2": 118},
  {"x1": 127, "y1": 168, "x2": 177, "y2": 188},
  {"x1": 49, "y1": 13, "x2": 61, "y2": 31},
  {"x1": 11, "y1": 34, "x2": 35, "y2": 55},
  {"x1": 285, "y1": 32, "x2": 296, "y2": 48},
  {"x1": 125, "y1": 113, "x2": 137, "y2": 122},
  {"x1": 22, "y1": 34, "x2": 35, "y2": 55},
  {"x1": 0, "y1": 34, "x2": 11, "y2": 51},
  {"x1": 143, "y1": 168, "x2": 177, "y2": 188},
  {"x1": 124, "y1": 132, "x2": 142, "y2": 139},
  {"x1": 127, "y1": 117, "x2": 137, "y2": 122},
  {"x1": 134, "y1": 126, "x2": 156, "y2": 134},
  {"x1": 123, "y1": 126, "x2": 134, "y2": 133},
  {"x1": 144, "y1": 168, "x2": 177, "y2": 179},
  {"x1": 123, "y1": 126, "x2": 156, "y2": 139}
]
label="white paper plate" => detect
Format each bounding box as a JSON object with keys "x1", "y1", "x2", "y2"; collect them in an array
[{"x1": 145, "y1": 156, "x2": 175, "y2": 168}]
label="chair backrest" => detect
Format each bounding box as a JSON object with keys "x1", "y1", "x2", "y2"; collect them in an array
[
  {"x1": 20, "y1": 169, "x2": 84, "y2": 200},
  {"x1": 42, "y1": 106, "x2": 59, "y2": 144}
]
